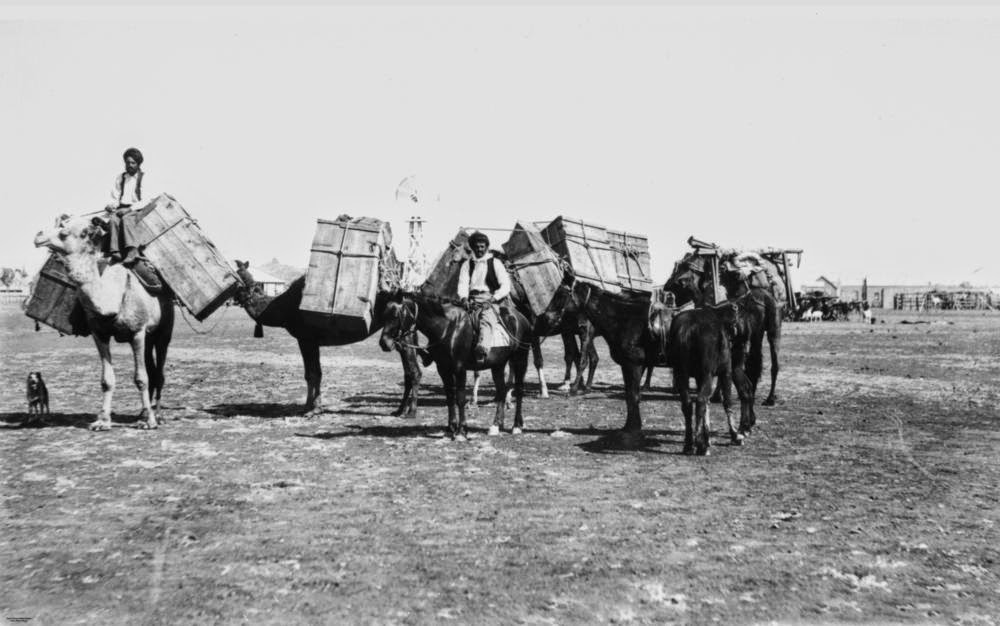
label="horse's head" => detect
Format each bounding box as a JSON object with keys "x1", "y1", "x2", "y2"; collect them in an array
[
  {"x1": 34, "y1": 215, "x2": 106, "y2": 256},
  {"x1": 378, "y1": 294, "x2": 417, "y2": 352},
  {"x1": 663, "y1": 254, "x2": 705, "y2": 307}
]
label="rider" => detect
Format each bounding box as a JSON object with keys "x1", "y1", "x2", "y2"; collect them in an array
[
  {"x1": 456, "y1": 231, "x2": 512, "y2": 362},
  {"x1": 103, "y1": 147, "x2": 153, "y2": 266}
]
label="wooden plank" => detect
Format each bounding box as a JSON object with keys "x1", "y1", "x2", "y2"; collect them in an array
[
  {"x1": 133, "y1": 194, "x2": 241, "y2": 320},
  {"x1": 502, "y1": 221, "x2": 565, "y2": 315},
  {"x1": 607, "y1": 229, "x2": 653, "y2": 292},
  {"x1": 23, "y1": 254, "x2": 84, "y2": 335},
  {"x1": 541, "y1": 216, "x2": 621, "y2": 293},
  {"x1": 300, "y1": 216, "x2": 390, "y2": 335},
  {"x1": 421, "y1": 229, "x2": 472, "y2": 300}
]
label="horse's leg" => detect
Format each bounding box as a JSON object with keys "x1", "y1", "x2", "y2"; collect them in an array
[
  {"x1": 93, "y1": 335, "x2": 115, "y2": 431},
  {"x1": 558, "y1": 331, "x2": 578, "y2": 391},
  {"x1": 455, "y1": 367, "x2": 469, "y2": 441},
  {"x1": 641, "y1": 366, "x2": 653, "y2": 391},
  {"x1": 131, "y1": 334, "x2": 157, "y2": 430},
  {"x1": 504, "y1": 368, "x2": 515, "y2": 408},
  {"x1": 440, "y1": 363, "x2": 458, "y2": 438},
  {"x1": 489, "y1": 364, "x2": 506, "y2": 436},
  {"x1": 762, "y1": 317, "x2": 781, "y2": 406},
  {"x1": 675, "y1": 368, "x2": 694, "y2": 454},
  {"x1": 621, "y1": 362, "x2": 643, "y2": 434},
  {"x1": 298, "y1": 338, "x2": 323, "y2": 415},
  {"x1": 393, "y1": 345, "x2": 421, "y2": 418},
  {"x1": 511, "y1": 349, "x2": 530, "y2": 434},
  {"x1": 531, "y1": 338, "x2": 548, "y2": 399},
  {"x1": 731, "y1": 354, "x2": 755, "y2": 437},
  {"x1": 694, "y1": 373, "x2": 713, "y2": 456}
]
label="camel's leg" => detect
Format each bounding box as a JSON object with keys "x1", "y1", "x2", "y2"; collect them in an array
[
  {"x1": 558, "y1": 331, "x2": 579, "y2": 391},
  {"x1": 763, "y1": 321, "x2": 781, "y2": 406},
  {"x1": 93, "y1": 335, "x2": 115, "y2": 431},
  {"x1": 621, "y1": 362, "x2": 643, "y2": 434},
  {"x1": 511, "y1": 348, "x2": 530, "y2": 434},
  {"x1": 676, "y1": 369, "x2": 694, "y2": 454},
  {"x1": 718, "y1": 368, "x2": 742, "y2": 445},
  {"x1": 393, "y1": 345, "x2": 421, "y2": 418},
  {"x1": 468, "y1": 370, "x2": 481, "y2": 411},
  {"x1": 298, "y1": 339, "x2": 323, "y2": 416},
  {"x1": 694, "y1": 374, "x2": 713, "y2": 456},
  {"x1": 489, "y1": 364, "x2": 506, "y2": 436},
  {"x1": 531, "y1": 338, "x2": 548, "y2": 399},
  {"x1": 149, "y1": 302, "x2": 173, "y2": 413},
  {"x1": 131, "y1": 334, "x2": 157, "y2": 430}
]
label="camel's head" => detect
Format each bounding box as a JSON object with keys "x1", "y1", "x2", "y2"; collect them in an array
[
  {"x1": 232, "y1": 260, "x2": 262, "y2": 305},
  {"x1": 664, "y1": 254, "x2": 707, "y2": 308},
  {"x1": 34, "y1": 215, "x2": 106, "y2": 256}
]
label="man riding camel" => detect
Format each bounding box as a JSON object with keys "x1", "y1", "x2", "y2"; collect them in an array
[
  {"x1": 103, "y1": 147, "x2": 155, "y2": 266},
  {"x1": 456, "y1": 231, "x2": 514, "y2": 364}
]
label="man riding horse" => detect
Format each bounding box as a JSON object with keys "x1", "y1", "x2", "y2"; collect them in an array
[{"x1": 456, "y1": 231, "x2": 514, "y2": 365}]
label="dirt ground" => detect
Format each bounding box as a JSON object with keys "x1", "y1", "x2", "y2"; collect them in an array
[{"x1": 2, "y1": 302, "x2": 999, "y2": 625}]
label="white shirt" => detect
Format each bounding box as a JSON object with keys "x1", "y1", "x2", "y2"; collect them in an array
[
  {"x1": 109, "y1": 171, "x2": 154, "y2": 207},
  {"x1": 457, "y1": 253, "x2": 511, "y2": 301}
]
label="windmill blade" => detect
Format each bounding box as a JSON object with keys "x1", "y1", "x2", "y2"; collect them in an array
[{"x1": 396, "y1": 175, "x2": 419, "y2": 203}]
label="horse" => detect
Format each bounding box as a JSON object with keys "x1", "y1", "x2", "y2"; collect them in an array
[
  {"x1": 664, "y1": 251, "x2": 782, "y2": 406},
  {"x1": 34, "y1": 215, "x2": 174, "y2": 430},
  {"x1": 234, "y1": 261, "x2": 422, "y2": 417},
  {"x1": 379, "y1": 292, "x2": 532, "y2": 440}
]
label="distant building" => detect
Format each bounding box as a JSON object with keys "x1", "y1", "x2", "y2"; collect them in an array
[{"x1": 799, "y1": 279, "x2": 1000, "y2": 310}]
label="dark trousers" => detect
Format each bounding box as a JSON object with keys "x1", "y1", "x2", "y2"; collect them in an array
[{"x1": 105, "y1": 206, "x2": 143, "y2": 256}]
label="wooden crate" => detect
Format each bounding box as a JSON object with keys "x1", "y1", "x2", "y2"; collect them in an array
[
  {"x1": 502, "y1": 221, "x2": 565, "y2": 315},
  {"x1": 420, "y1": 228, "x2": 472, "y2": 300},
  {"x1": 300, "y1": 216, "x2": 392, "y2": 336},
  {"x1": 23, "y1": 254, "x2": 89, "y2": 336},
  {"x1": 541, "y1": 216, "x2": 621, "y2": 293},
  {"x1": 131, "y1": 194, "x2": 242, "y2": 321},
  {"x1": 607, "y1": 229, "x2": 654, "y2": 292}
]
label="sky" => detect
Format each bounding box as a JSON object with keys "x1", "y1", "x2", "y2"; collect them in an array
[{"x1": 2, "y1": 3, "x2": 999, "y2": 289}]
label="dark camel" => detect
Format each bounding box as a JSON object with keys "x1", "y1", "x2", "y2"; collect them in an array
[{"x1": 234, "y1": 261, "x2": 421, "y2": 417}]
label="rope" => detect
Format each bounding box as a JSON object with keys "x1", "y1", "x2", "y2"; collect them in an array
[{"x1": 177, "y1": 301, "x2": 229, "y2": 335}]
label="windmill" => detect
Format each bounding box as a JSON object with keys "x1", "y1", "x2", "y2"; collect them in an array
[{"x1": 396, "y1": 175, "x2": 429, "y2": 288}]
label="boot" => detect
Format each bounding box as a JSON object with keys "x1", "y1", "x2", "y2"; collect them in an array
[{"x1": 122, "y1": 247, "x2": 140, "y2": 267}]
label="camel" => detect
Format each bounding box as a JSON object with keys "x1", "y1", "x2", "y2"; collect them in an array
[
  {"x1": 34, "y1": 216, "x2": 174, "y2": 430},
  {"x1": 234, "y1": 261, "x2": 421, "y2": 417}
]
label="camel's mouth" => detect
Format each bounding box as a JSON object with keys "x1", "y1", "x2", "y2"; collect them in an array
[{"x1": 34, "y1": 230, "x2": 57, "y2": 249}]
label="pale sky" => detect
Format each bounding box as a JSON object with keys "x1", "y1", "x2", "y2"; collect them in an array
[{"x1": 3, "y1": 4, "x2": 999, "y2": 288}]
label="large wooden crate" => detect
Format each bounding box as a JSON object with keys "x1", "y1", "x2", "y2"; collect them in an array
[
  {"x1": 541, "y1": 216, "x2": 621, "y2": 293},
  {"x1": 607, "y1": 229, "x2": 654, "y2": 292},
  {"x1": 300, "y1": 216, "x2": 392, "y2": 336},
  {"x1": 131, "y1": 194, "x2": 241, "y2": 321},
  {"x1": 502, "y1": 221, "x2": 565, "y2": 315},
  {"x1": 420, "y1": 229, "x2": 472, "y2": 299},
  {"x1": 23, "y1": 254, "x2": 89, "y2": 336}
]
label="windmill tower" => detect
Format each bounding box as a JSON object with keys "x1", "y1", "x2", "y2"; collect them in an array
[{"x1": 396, "y1": 176, "x2": 429, "y2": 288}]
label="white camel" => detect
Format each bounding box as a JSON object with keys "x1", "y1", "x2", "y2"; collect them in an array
[{"x1": 34, "y1": 215, "x2": 174, "y2": 430}]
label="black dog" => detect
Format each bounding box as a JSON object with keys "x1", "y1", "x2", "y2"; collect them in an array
[{"x1": 26, "y1": 372, "x2": 50, "y2": 416}]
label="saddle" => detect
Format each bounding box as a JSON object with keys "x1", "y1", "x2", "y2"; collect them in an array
[{"x1": 647, "y1": 300, "x2": 675, "y2": 365}]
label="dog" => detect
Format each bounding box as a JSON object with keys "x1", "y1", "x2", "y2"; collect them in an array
[{"x1": 26, "y1": 371, "x2": 50, "y2": 416}]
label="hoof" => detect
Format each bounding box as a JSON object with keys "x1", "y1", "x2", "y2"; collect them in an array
[
  {"x1": 762, "y1": 397, "x2": 776, "y2": 407},
  {"x1": 488, "y1": 425, "x2": 500, "y2": 436},
  {"x1": 511, "y1": 427, "x2": 523, "y2": 436},
  {"x1": 539, "y1": 390, "x2": 549, "y2": 399},
  {"x1": 697, "y1": 447, "x2": 711, "y2": 456},
  {"x1": 730, "y1": 434, "x2": 745, "y2": 446},
  {"x1": 683, "y1": 445, "x2": 694, "y2": 456},
  {"x1": 453, "y1": 433, "x2": 468, "y2": 442},
  {"x1": 90, "y1": 421, "x2": 112, "y2": 432},
  {"x1": 137, "y1": 421, "x2": 158, "y2": 430},
  {"x1": 390, "y1": 409, "x2": 403, "y2": 417}
]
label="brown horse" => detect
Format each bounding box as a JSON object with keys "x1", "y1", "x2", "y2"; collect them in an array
[
  {"x1": 379, "y1": 292, "x2": 532, "y2": 440},
  {"x1": 34, "y1": 216, "x2": 174, "y2": 430},
  {"x1": 664, "y1": 251, "x2": 782, "y2": 406},
  {"x1": 234, "y1": 261, "x2": 421, "y2": 417}
]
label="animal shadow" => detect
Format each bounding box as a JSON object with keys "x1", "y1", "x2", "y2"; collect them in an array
[
  {"x1": 0, "y1": 411, "x2": 132, "y2": 430},
  {"x1": 205, "y1": 403, "x2": 306, "y2": 419}
]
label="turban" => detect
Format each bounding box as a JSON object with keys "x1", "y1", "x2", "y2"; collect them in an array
[
  {"x1": 468, "y1": 231, "x2": 490, "y2": 247},
  {"x1": 123, "y1": 147, "x2": 144, "y2": 165}
]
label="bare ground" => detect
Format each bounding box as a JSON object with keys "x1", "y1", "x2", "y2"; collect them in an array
[{"x1": 2, "y1": 304, "x2": 999, "y2": 625}]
